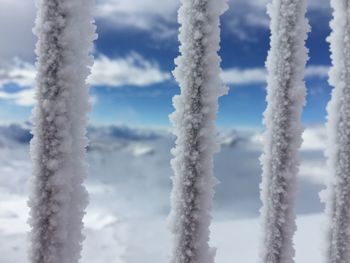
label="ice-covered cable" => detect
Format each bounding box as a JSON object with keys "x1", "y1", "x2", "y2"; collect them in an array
[
  {"x1": 324, "y1": 1, "x2": 350, "y2": 262},
  {"x1": 28, "y1": 0, "x2": 96, "y2": 262},
  {"x1": 168, "y1": 0, "x2": 228, "y2": 263},
  {"x1": 259, "y1": 0, "x2": 309, "y2": 262}
]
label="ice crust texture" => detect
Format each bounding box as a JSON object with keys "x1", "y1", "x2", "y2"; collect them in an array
[
  {"x1": 324, "y1": 1, "x2": 350, "y2": 262},
  {"x1": 28, "y1": 0, "x2": 96, "y2": 262},
  {"x1": 168, "y1": 0, "x2": 228, "y2": 263},
  {"x1": 259, "y1": 0, "x2": 309, "y2": 262}
]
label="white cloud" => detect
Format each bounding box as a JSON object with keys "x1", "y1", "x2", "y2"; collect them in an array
[
  {"x1": 224, "y1": 0, "x2": 330, "y2": 39},
  {"x1": 0, "y1": 0, "x2": 331, "y2": 67},
  {"x1": 0, "y1": 0, "x2": 36, "y2": 65},
  {"x1": 225, "y1": 2, "x2": 270, "y2": 38},
  {"x1": 301, "y1": 126, "x2": 327, "y2": 151},
  {"x1": 0, "y1": 60, "x2": 36, "y2": 87},
  {"x1": 305, "y1": 65, "x2": 329, "y2": 77},
  {"x1": 88, "y1": 53, "x2": 171, "y2": 87},
  {"x1": 95, "y1": 0, "x2": 329, "y2": 39},
  {"x1": 221, "y1": 65, "x2": 329, "y2": 85},
  {"x1": 252, "y1": 126, "x2": 327, "y2": 151},
  {"x1": 237, "y1": 0, "x2": 329, "y2": 13},
  {"x1": 299, "y1": 161, "x2": 327, "y2": 184},
  {"x1": 0, "y1": 59, "x2": 36, "y2": 106},
  {"x1": 244, "y1": 0, "x2": 329, "y2": 10},
  {"x1": 95, "y1": 0, "x2": 178, "y2": 38},
  {"x1": 0, "y1": 89, "x2": 35, "y2": 106},
  {"x1": 0, "y1": 60, "x2": 328, "y2": 107},
  {"x1": 96, "y1": 0, "x2": 178, "y2": 19},
  {"x1": 96, "y1": 0, "x2": 178, "y2": 21},
  {"x1": 96, "y1": 0, "x2": 329, "y2": 32},
  {"x1": 0, "y1": 53, "x2": 170, "y2": 106},
  {"x1": 221, "y1": 68, "x2": 266, "y2": 85},
  {"x1": 251, "y1": 126, "x2": 328, "y2": 184},
  {"x1": 1, "y1": 53, "x2": 171, "y2": 90}
]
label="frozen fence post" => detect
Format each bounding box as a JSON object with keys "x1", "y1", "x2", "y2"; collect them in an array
[
  {"x1": 324, "y1": 1, "x2": 350, "y2": 262},
  {"x1": 168, "y1": 0, "x2": 228, "y2": 263},
  {"x1": 259, "y1": 0, "x2": 309, "y2": 262},
  {"x1": 28, "y1": 0, "x2": 96, "y2": 262}
]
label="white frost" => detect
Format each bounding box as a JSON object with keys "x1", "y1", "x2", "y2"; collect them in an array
[
  {"x1": 28, "y1": 0, "x2": 96, "y2": 263},
  {"x1": 168, "y1": 0, "x2": 228, "y2": 263},
  {"x1": 259, "y1": 0, "x2": 310, "y2": 262},
  {"x1": 323, "y1": 1, "x2": 350, "y2": 262}
]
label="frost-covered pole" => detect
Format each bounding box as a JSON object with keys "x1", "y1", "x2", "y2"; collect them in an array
[
  {"x1": 259, "y1": 0, "x2": 309, "y2": 262},
  {"x1": 28, "y1": 0, "x2": 96, "y2": 262},
  {"x1": 168, "y1": 0, "x2": 227, "y2": 262},
  {"x1": 324, "y1": 1, "x2": 350, "y2": 262}
]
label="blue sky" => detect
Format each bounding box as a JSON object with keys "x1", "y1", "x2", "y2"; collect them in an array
[{"x1": 0, "y1": 0, "x2": 332, "y2": 129}]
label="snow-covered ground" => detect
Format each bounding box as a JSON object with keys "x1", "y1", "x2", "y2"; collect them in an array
[{"x1": 0, "y1": 124, "x2": 328, "y2": 262}]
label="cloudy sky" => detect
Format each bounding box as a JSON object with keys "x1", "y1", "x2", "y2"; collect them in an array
[{"x1": 0, "y1": 0, "x2": 332, "y2": 128}]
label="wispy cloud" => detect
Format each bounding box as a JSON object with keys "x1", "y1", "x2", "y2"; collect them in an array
[
  {"x1": 95, "y1": 0, "x2": 178, "y2": 39},
  {"x1": 0, "y1": 60, "x2": 36, "y2": 106},
  {"x1": 221, "y1": 65, "x2": 329, "y2": 85},
  {"x1": 0, "y1": 61, "x2": 329, "y2": 90},
  {"x1": 0, "y1": 60, "x2": 36, "y2": 87},
  {"x1": 88, "y1": 53, "x2": 171, "y2": 87},
  {"x1": 95, "y1": 0, "x2": 329, "y2": 28},
  {"x1": 0, "y1": 53, "x2": 171, "y2": 106},
  {"x1": 1, "y1": 53, "x2": 171, "y2": 90},
  {"x1": 0, "y1": 89, "x2": 35, "y2": 106},
  {"x1": 95, "y1": 0, "x2": 329, "y2": 40},
  {"x1": 221, "y1": 68, "x2": 266, "y2": 85},
  {"x1": 0, "y1": 56, "x2": 329, "y2": 107},
  {"x1": 304, "y1": 65, "x2": 329, "y2": 77},
  {"x1": 224, "y1": 0, "x2": 330, "y2": 40},
  {"x1": 0, "y1": 0, "x2": 331, "y2": 67},
  {"x1": 96, "y1": 0, "x2": 178, "y2": 24}
]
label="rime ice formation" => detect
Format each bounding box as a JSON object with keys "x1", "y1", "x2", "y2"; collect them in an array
[
  {"x1": 168, "y1": 0, "x2": 228, "y2": 263},
  {"x1": 259, "y1": 0, "x2": 309, "y2": 262},
  {"x1": 324, "y1": 1, "x2": 350, "y2": 262},
  {"x1": 28, "y1": 0, "x2": 96, "y2": 262}
]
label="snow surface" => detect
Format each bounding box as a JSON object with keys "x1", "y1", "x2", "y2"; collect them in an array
[
  {"x1": 259, "y1": 0, "x2": 310, "y2": 262},
  {"x1": 0, "y1": 124, "x2": 328, "y2": 262}
]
